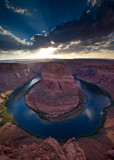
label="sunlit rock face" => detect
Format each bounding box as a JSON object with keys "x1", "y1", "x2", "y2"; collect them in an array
[{"x1": 25, "y1": 63, "x2": 79, "y2": 121}]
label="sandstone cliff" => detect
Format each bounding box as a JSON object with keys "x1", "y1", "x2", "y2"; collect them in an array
[
  {"x1": 0, "y1": 63, "x2": 36, "y2": 94},
  {"x1": 65, "y1": 59, "x2": 114, "y2": 99}
]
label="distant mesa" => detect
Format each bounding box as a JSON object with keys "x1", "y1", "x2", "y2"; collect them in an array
[{"x1": 25, "y1": 63, "x2": 86, "y2": 121}]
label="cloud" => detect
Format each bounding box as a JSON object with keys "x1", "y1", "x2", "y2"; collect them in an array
[
  {"x1": 0, "y1": 0, "x2": 114, "y2": 59},
  {"x1": 0, "y1": 26, "x2": 31, "y2": 51},
  {"x1": 88, "y1": 0, "x2": 102, "y2": 7},
  {"x1": 5, "y1": 0, "x2": 31, "y2": 15},
  {"x1": 53, "y1": 33, "x2": 114, "y2": 56},
  {"x1": 30, "y1": 0, "x2": 114, "y2": 53}
]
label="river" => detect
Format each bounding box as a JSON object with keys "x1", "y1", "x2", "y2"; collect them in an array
[{"x1": 6, "y1": 75, "x2": 111, "y2": 139}]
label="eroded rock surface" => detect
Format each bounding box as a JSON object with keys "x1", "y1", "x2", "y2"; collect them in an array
[
  {"x1": 0, "y1": 63, "x2": 36, "y2": 94},
  {"x1": 0, "y1": 137, "x2": 86, "y2": 160},
  {"x1": 25, "y1": 63, "x2": 80, "y2": 121}
]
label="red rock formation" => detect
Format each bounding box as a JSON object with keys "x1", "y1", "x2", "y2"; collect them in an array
[
  {"x1": 28, "y1": 59, "x2": 114, "y2": 98},
  {"x1": 41, "y1": 63, "x2": 78, "y2": 94},
  {"x1": 65, "y1": 59, "x2": 114, "y2": 99},
  {"x1": 106, "y1": 149, "x2": 114, "y2": 159},
  {"x1": 25, "y1": 63, "x2": 80, "y2": 121},
  {"x1": 0, "y1": 63, "x2": 36, "y2": 94},
  {"x1": 0, "y1": 137, "x2": 86, "y2": 160},
  {"x1": 1, "y1": 59, "x2": 113, "y2": 99}
]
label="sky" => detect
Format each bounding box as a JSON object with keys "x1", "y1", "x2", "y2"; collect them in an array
[{"x1": 0, "y1": 0, "x2": 114, "y2": 60}]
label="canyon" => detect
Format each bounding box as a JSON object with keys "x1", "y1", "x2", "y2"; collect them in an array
[
  {"x1": 0, "y1": 59, "x2": 114, "y2": 160},
  {"x1": 0, "y1": 59, "x2": 114, "y2": 99}
]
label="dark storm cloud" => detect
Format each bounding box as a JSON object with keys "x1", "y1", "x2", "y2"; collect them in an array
[
  {"x1": 106, "y1": 41, "x2": 114, "y2": 50},
  {"x1": 94, "y1": 40, "x2": 114, "y2": 51},
  {"x1": 30, "y1": 0, "x2": 114, "y2": 53},
  {"x1": 55, "y1": 36, "x2": 114, "y2": 55}
]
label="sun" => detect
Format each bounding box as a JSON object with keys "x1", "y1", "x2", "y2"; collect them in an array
[{"x1": 37, "y1": 47, "x2": 57, "y2": 58}]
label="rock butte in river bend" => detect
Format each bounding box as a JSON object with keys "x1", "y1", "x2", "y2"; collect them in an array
[{"x1": 25, "y1": 63, "x2": 80, "y2": 120}]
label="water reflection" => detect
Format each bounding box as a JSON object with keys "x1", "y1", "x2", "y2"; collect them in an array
[
  {"x1": 38, "y1": 118, "x2": 52, "y2": 125},
  {"x1": 76, "y1": 80, "x2": 81, "y2": 87},
  {"x1": 25, "y1": 75, "x2": 41, "y2": 89},
  {"x1": 84, "y1": 108, "x2": 94, "y2": 120}
]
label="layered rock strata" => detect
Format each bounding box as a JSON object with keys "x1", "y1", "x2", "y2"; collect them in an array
[
  {"x1": 0, "y1": 63, "x2": 36, "y2": 94},
  {"x1": 25, "y1": 63, "x2": 81, "y2": 121}
]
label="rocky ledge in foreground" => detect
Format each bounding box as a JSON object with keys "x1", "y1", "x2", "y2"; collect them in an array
[
  {"x1": 25, "y1": 63, "x2": 86, "y2": 121},
  {"x1": 0, "y1": 137, "x2": 86, "y2": 160}
]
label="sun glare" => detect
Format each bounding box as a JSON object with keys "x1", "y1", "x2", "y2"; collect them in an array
[{"x1": 37, "y1": 47, "x2": 56, "y2": 58}]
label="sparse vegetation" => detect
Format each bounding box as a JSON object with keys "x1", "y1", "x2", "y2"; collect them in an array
[
  {"x1": 56, "y1": 138, "x2": 68, "y2": 143},
  {"x1": 0, "y1": 93, "x2": 13, "y2": 127},
  {"x1": 36, "y1": 109, "x2": 48, "y2": 120}
]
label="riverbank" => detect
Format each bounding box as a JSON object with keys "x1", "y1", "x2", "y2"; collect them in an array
[
  {"x1": 0, "y1": 91, "x2": 13, "y2": 127},
  {"x1": 0, "y1": 77, "x2": 113, "y2": 142},
  {"x1": 78, "y1": 104, "x2": 114, "y2": 160},
  {"x1": 35, "y1": 90, "x2": 87, "y2": 122},
  {"x1": 0, "y1": 92, "x2": 45, "y2": 146}
]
